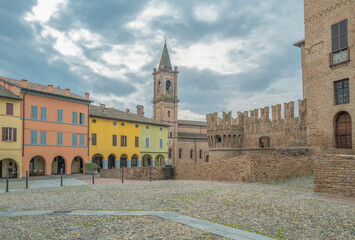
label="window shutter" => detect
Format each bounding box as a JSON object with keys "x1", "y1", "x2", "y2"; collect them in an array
[
  {"x1": 6, "y1": 103, "x2": 13, "y2": 115},
  {"x1": 113, "y1": 135, "x2": 117, "y2": 146},
  {"x1": 92, "y1": 133, "x2": 96, "y2": 145},
  {"x1": 2, "y1": 127, "x2": 6, "y2": 141},
  {"x1": 13, "y1": 128, "x2": 17, "y2": 142},
  {"x1": 339, "y1": 19, "x2": 348, "y2": 50},
  {"x1": 331, "y1": 23, "x2": 339, "y2": 52}
]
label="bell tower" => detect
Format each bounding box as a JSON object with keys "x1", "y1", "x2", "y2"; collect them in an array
[{"x1": 152, "y1": 41, "x2": 179, "y2": 164}]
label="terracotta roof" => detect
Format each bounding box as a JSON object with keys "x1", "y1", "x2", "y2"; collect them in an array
[
  {"x1": 90, "y1": 105, "x2": 170, "y2": 127},
  {"x1": 178, "y1": 132, "x2": 207, "y2": 140},
  {"x1": 0, "y1": 76, "x2": 88, "y2": 101},
  {"x1": 178, "y1": 120, "x2": 206, "y2": 127},
  {"x1": 0, "y1": 85, "x2": 21, "y2": 100}
]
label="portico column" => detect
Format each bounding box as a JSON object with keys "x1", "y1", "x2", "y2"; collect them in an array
[
  {"x1": 127, "y1": 159, "x2": 132, "y2": 167},
  {"x1": 115, "y1": 159, "x2": 120, "y2": 168},
  {"x1": 137, "y1": 159, "x2": 142, "y2": 167},
  {"x1": 102, "y1": 159, "x2": 108, "y2": 169},
  {"x1": 165, "y1": 159, "x2": 168, "y2": 165}
]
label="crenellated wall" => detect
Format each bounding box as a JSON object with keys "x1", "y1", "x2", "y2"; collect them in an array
[{"x1": 206, "y1": 99, "x2": 308, "y2": 153}]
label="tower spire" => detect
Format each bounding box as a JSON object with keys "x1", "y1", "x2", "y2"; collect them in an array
[{"x1": 158, "y1": 40, "x2": 172, "y2": 71}]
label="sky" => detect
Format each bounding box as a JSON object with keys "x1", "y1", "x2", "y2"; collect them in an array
[{"x1": 0, "y1": 0, "x2": 305, "y2": 120}]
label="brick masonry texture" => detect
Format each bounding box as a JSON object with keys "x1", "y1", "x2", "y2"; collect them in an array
[
  {"x1": 101, "y1": 149, "x2": 313, "y2": 183},
  {"x1": 314, "y1": 154, "x2": 355, "y2": 197},
  {"x1": 100, "y1": 166, "x2": 166, "y2": 180}
]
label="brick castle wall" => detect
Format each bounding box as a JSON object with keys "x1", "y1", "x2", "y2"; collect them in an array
[
  {"x1": 101, "y1": 166, "x2": 166, "y2": 180},
  {"x1": 314, "y1": 154, "x2": 355, "y2": 197}
]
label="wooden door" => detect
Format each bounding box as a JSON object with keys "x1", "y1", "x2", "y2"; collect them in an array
[{"x1": 336, "y1": 112, "x2": 352, "y2": 149}]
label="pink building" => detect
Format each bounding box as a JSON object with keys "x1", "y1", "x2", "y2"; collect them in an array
[{"x1": 0, "y1": 77, "x2": 91, "y2": 176}]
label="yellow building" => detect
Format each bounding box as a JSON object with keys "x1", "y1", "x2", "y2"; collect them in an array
[
  {"x1": 140, "y1": 123, "x2": 169, "y2": 166},
  {"x1": 89, "y1": 105, "x2": 169, "y2": 169},
  {"x1": 0, "y1": 86, "x2": 22, "y2": 178}
]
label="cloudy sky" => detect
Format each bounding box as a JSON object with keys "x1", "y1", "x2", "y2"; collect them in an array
[{"x1": 0, "y1": 0, "x2": 305, "y2": 120}]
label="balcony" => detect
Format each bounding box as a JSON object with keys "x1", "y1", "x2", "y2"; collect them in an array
[{"x1": 330, "y1": 48, "x2": 350, "y2": 66}]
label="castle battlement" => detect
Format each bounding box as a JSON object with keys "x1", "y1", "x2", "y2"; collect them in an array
[
  {"x1": 207, "y1": 99, "x2": 307, "y2": 131},
  {"x1": 206, "y1": 99, "x2": 307, "y2": 149}
]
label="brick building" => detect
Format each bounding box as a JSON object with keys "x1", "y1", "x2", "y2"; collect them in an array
[
  {"x1": 152, "y1": 42, "x2": 209, "y2": 165},
  {"x1": 294, "y1": 0, "x2": 354, "y2": 153}
]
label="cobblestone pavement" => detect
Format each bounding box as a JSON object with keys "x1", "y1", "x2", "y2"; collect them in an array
[
  {"x1": 0, "y1": 179, "x2": 354, "y2": 239},
  {"x1": 0, "y1": 215, "x2": 226, "y2": 240}
]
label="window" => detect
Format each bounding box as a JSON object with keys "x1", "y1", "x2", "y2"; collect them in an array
[
  {"x1": 92, "y1": 119, "x2": 96, "y2": 123},
  {"x1": 159, "y1": 139, "x2": 163, "y2": 148},
  {"x1": 146, "y1": 126, "x2": 149, "y2": 129},
  {"x1": 40, "y1": 131, "x2": 46, "y2": 145},
  {"x1": 121, "y1": 123, "x2": 124, "y2": 126},
  {"x1": 331, "y1": 19, "x2": 349, "y2": 65},
  {"x1": 145, "y1": 137, "x2": 149, "y2": 148},
  {"x1": 135, "y1": 136, "x2": 139, "y2": 147},
  {"x1": 72, "y1": 112, "x2": 78, "y2": 124},
  {"x1": 6, "y1": 103, "x2": 13, "y2": 115},
  {"x1": 331, "y1": 19, "x2": 348, "y2": 53},
  {"x1": 190, "y1": 149, "x2": 193, "y2": 159},
  {"x1": 168, "y1": 111, "x2": 170, "y2": 117},
  {"x1": 199, "y1": 149, "x2": 202, "y2": 159},
  {"x1": 135, "y1": 124, "x2": 139, "y2": 128},
  {"x1": 40, "y1": 107, "x2": 47, "y2": 120},
  {"x1": 2, "y1": 127, "x2": 16, "y2": 142},
  {"x1": 30, "y1": 130, "x2": 37, "y2": 144},
  {"x1": 79, "y1": 113, "x2": 85, "y2": 125},
  {"x1": 113, "y1": 122, "x2": 116, "y2": 126},
  {"x1": 79, "y1": 134, "x2": 85, "y2": 146},
  {"x1": 57, "y1": 132, "x2": 63, "y2": 145},
  {"x1": 31, "y1": 106, "x2": 38, "y2": 120},
  {"x1": 334, "y1": 79, "x2": 350, "y2": 105},
  {"x1": 121, "y1": 135, "x2": 127, "y2": 147},
  {"x1": 72, "y1": 133, "x2": 78, "y2": 146},
  {"x1": 179, "y1": 149, "x2": 182, "y2": 159},
  {"x1": 169, "y1": 132, "x2": 172, "y2": 138},
  {"x1": 57, "y1": 109, "x2": 63, "y2": 122},
  {"x1": 92, "y1": 133, "x2": 97, "y2": 146},
  {"x1": 158, "y1": 81, "x2": 161, "y2": 91},
  {"x1": 113, "y1": 135, "x2": 117, "y2": 146},
  {"x1": 166, "y1": 80, "x2": 172, "y2": 91},
  {"x1": 169, "y1": 148, "x2": 172, "y2": 158}
]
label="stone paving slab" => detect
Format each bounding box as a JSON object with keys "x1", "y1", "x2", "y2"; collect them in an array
[{"x1": 0, "y1": 210, "x2": 274, "y2": 240}]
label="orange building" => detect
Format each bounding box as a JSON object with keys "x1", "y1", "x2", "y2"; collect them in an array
[{"x1": 0, "y1": 77, "x2": 91, "y2": 176}]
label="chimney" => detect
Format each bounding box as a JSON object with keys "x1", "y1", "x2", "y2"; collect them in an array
[
  {"x1": 100, "y1": 104, "x2": 106, "y2": 114},
  {"x1": 21, "y1": 79, "x2": 27, "y2": 88},
  {"x1": 126, "y1": 109, "x2": 130, "y2": 113},
  {"x1": 48, "y1": 85, "x2": 53, "y2": 92},
  {"x1": 136, "y1": 105, "x2": 144, "y2": 117},
  {"x1": 85, "y1": 92, "x2": 90, "y2": 100},
  {"x1": 65, "y1": 88, "x2": 70, "y2": 96}
]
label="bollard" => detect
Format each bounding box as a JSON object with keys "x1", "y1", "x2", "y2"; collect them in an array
[
  {"x1": 6, "y1": 170, "x2": 9, "y2": 193},
  {"x1": 26, "y1": 171, "x2": 29, "y2": 189},
  {"x1": 92, "y1": 169, "x2": 95, "y2": 185},
  {"x1": 121, "y1": 167, "x2": 124, "y2": 183},
  {"x1": 149, "y1": 165, "x2": 152, "y2": 182},
  {"x1": 60, "y1": 168, "x2": 63, "y2": 186}
]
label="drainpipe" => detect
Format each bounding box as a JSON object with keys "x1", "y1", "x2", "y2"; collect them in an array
[
  {"x1": 22, "y1": 90, "x2": 28, "y2": 157},
  {"x1": 87, "y1": 104, "x2": 90, "y2": 161}
]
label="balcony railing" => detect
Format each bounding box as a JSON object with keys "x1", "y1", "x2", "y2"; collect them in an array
[{"x1": 330, "y1": 47, "x2": 350, "y2": 66}]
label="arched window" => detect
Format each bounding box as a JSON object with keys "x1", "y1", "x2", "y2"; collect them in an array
[
  {"x1": 190, "y1": 149, "x2": 193, "y2": 159},
  {"x1": 168, "y1": 148, "x2": 172, "y2": 158},
  {"x1": 168, "y1": 111, "x2": 170, "y2": 117},
  {"x1": 166, "y1": 80, "x2": 172, "y2": 91},
  {"x1": 206, "y1": 155, "x2": 209, "y2": 162},
  {"x1": 259, "y1": 136, "x2": 270, "y2": 148},
  {"x1": 199, "y1": 150, "x2": 202, "y2": 159},
  {"x1": 158, "y1": 81, "x2": 161, "y2": 91},
  {"x1": 179, "y1": 149, "x2": 182, "y2": 159}
]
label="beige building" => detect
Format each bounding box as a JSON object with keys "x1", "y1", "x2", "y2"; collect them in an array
[{"x1": 152, "y1": 42, "x2": 209, "y2": 164}]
